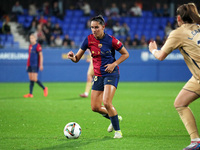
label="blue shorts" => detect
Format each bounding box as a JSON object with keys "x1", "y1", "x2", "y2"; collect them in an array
[
  {"x1": 92, "y1": 76, "x2": 119, "y2": 91},
  {"x1": 27, "y1": 66, "x2": 39, "y2": 73}
]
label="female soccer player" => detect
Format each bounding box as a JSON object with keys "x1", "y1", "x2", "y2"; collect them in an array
[
  {"x1": 24, "y1": 34, "x2": 48, "y2": 98},
  {"x1": 149, "y1": 3, "x2": 200, "y2": 150},
  {"x1": 68, "y1": 15, "x2": 129, "y2": 138}
]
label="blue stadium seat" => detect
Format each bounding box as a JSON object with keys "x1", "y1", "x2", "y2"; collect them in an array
[
  {"x1": 136, "y1": 24, "x2": 144, "y2": 30},
  {"x1": 79, "y1": 17, "x2": 87, "y2": 23},
  {"x1": 135, "y1": 31, "x2": 143, "y2": 38},
  {"x1": 138, "y1": 18, "x2": 145, "y2": 24},
  {"x1": 130, "y1": 24, "x2": 137, "y2": 30},
  {"x1": 69, "y1": 24, "x2": 77, "y2": 30},
  {"x1": 168, "y1": 17, "x2": 175, "y2": 24},
  {"x1": 77, "y1": 24, "x2": 85, "y2": 30},
  {"x1": 152, "y1": 24, "x2": 159, "y2": 31},
  {"x1": 7, "y1": 35, "x2": 14, "y2": 42},
  {"x1": 75, "y1": 30, "x2": 83, "y2": 36},
  {"x1": 152, "y1": 17, "x2": 160, "y2": 24},
  {"x1": 160, "y1": 17, "x2": 168, "y2": 25},
  {"x1": 142, "y1": 33, "x2": 150, "y2": 40},
  {"x1": 123, "y1": 17, "x2": 131, "y2": 24},
  {"x1": 23, "y1": 22, "x2": 31, "y2": 28},
  {"x1": 90, "y1": 10, "x2": 95, "y2": 16},
  {"x1": 56, "y1": 19, "x2": 63, "y2": 26},
  {"x1": 0, "y1": 34, "x2": 6, "y2": 41},
  {"x1": 144, "y1": 25, "x2": 151, "y2": 31},
  {"x1": 0, "y1": 21, "x2": 3, "y2": 28},
  {"x1": 63, "y1": 30, "x2": 69, "y2": 35},
  {"x1": 26, "y1": 16, "x2": 33, "y2": 22},
  {"x1": 142, "y1": 11, "x2": 153, "y2": 17},
  {"x1": 71, "y1": 18, "x2": 79, "y2": 23},
  {"x1": 83, "y1": 29, "x2": 91, "y2": 36},
  {"x1": 65, "y1": 10, "x2": 73, "y2": 16},
  {"x1": 157, "y1": 30, "x2": 165, "y2": 39},
  {"x1": 18, "y1": 15, "x2": 26, "y2": 24},
  {"x1": 146, "y1": 18, "x2": 152, "y2": 24},
  {"x1": 106, "y1": 29, "x2": 113, "y2": 35},
  {"x1": 150, "y1": 31, "x2": 157, "y2": 39},
  {"x1": 130, "y1": 18, "x2": 138, "y2": 24},
  {"x1": 23, "y1": 9, "x2": 28, "y2": 15},
  {"x1": 13, "y1": 42, "x2": 19, "y2": 48},
  {"x1": 50, "y1": 16, "x2": 57, "y2": 23},
  {"x1": 4, "y1": 42, "x2": 12, "y2": 48},
  {"x1": 74, "y1": 10, "x2": 83, "y2": 17},
  {"x1": 68, "y1": 30, "x2": 75, "y2": 37},
  {"x1": 62, "y1": 24, "x2": 69, "y2": 30}
]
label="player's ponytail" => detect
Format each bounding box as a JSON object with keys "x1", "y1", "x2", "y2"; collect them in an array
[{"x1": 177, "y1": 3, "x2": 200, "y2": 24}]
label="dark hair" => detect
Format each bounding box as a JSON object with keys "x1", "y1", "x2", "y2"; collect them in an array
[
  {"x1": 177, "y1": 3, "x2": 200, "y2": 24},
  {"x1": 90, "y1": 15, "x2": 105, "y2": 25}
]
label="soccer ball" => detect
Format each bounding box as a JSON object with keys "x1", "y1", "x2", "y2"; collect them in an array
[{"x1": 63, "y1": 122, "x2": 82, "y2": 139}]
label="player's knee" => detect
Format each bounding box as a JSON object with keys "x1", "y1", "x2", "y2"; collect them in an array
[
  {"x1": 174, "y1": 100, "x2": 187, "y2": 108},
  {"x1": 91, "y1": 106, "x2": 99, "y2": 112},
  {"x1": 174, "y1": 101, "x2": 178, "y2": 108},
  {"x1": 103, "y1": 100, "x2": 112, "y2": 109},
  {"x1": 87, "y1": 75, "x2": 93, "y2": 82},
  {"x1": 32, "y1": 79, "x2": 37, "y2": 82}
]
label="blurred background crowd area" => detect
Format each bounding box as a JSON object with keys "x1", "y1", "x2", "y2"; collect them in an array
[{"x1": 0, "y1": 0, "x2": 199, "y2": 50}]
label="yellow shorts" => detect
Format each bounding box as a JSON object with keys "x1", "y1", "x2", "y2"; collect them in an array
[
  {"x1": 87, "y1": 60, "x2": 94, "y2": 76},
  {"x1": 183, "y1": 76, "x2": 200, "y2": 96}
]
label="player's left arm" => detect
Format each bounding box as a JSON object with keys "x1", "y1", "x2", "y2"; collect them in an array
[
  {"x1": 105, "y1": 46, "x2": 129, "y2": 73},
  {"x1": 149, "y1": 41, "x2": 168, "y2": 61},
  {"x1": 38, "y1": 51, "x2": 43, "y2": 71}
]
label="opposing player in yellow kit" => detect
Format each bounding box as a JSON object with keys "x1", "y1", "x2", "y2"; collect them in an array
[{"x1": 149, "y1": 3, "x2": 200, "y2": 150}]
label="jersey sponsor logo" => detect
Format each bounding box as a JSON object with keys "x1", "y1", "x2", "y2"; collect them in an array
[
  {"x1": 101, "y1": 51, "x2": 105, "y2": 55},
  {"x1": 117, "y1": 40, "x2": 120, "y2": 45},
  {"x1": 107, "y1": 80, "x2": 112, "y2": 82},
  {"x1": 106, "y1": 50, "x2": 111, "y2": 54},
  {"x1": 98, "y1": 44, "x2": 102, "y2": 48},
  {"x1": 94, "y1": 76, "x2": 98, "y2": 81},
  {"x1": 92, "y1": 51, "x2": 100, "y2": 55}
]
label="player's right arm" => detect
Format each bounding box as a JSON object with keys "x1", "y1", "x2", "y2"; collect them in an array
[
  {"x1": 149, "y1": 41, "x2": 168, "y2": 61},
  {"x1": 68, "y1": 36, "x2": 89, "y2": 63},
  {"x1": 149, "y1": 29, "x2": 181, "y2": 61},
  {"x1": 67, "y1": 49, "x2": 85, "y2": 63}
]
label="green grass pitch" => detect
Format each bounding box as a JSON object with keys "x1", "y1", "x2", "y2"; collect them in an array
[{"x1": 0, "y1": 82, "x2": 200, "y2": 150}]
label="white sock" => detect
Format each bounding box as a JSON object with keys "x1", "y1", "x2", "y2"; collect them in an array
[
  {"x1": 192, "y1": 138, "x2": 200, "y2": 142},
  {"x1": 84, "y1": 92, "x2": 88, "y2": 96}
]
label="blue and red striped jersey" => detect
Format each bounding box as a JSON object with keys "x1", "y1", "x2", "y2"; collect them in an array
[
  {"x1": 81, "y1": 34, "x2": 123, "y2": 77},
  {"x1": 27, "y1": 43, "x2": 42, "y2": 67}
]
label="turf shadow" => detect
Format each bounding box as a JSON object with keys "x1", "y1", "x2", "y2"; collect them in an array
[
  {"x1": 59, "y1": 97, "x2": 86, "y2": 101},
  {"x1": 38, "y1": 137, "x2": 112, "y2": 150},
  {"x1": 0, "y1": 97, "x2": 21, "y2": 100}
]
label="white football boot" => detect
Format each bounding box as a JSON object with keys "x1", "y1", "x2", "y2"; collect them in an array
[{"x1": 114, "y1": 130, "x2": 123, "y2": 139}]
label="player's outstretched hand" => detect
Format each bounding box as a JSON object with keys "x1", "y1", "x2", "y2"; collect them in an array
[
  {"x1": 67, "y1": 51, "x2": 74, "y2": 60},
  {"x1": 149, "y1": 41, "x2": 157, "y2": 53}
]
